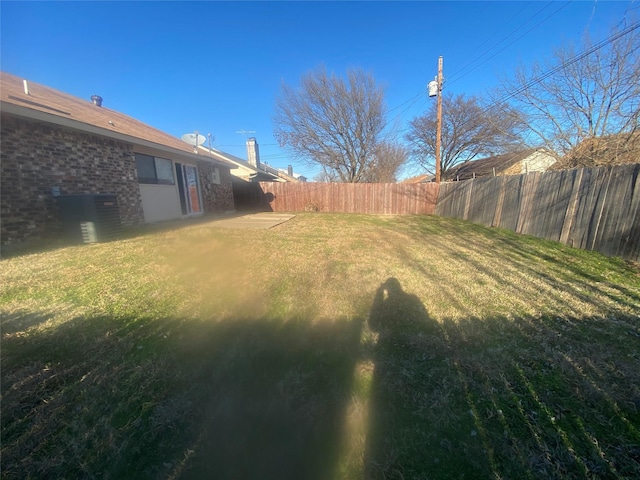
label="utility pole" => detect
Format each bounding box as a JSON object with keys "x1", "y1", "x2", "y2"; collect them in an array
[{"x1": 435, "y1": 56, "x2": 443, "y2": 184}]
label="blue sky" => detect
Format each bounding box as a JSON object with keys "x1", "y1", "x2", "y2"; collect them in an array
[{"x1": 1, "y1": 1, "x2": 636, "y2": 180}]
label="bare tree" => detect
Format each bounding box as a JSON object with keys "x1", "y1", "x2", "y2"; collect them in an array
[
  {"x1": 360, "y1": 142, "x2": 408, "y2": 183},
  {"x1": 314, "y1": 166, "x2": 340, "y2": 183},
  {"x1": 406, "y1": 93, "x2": 526, "y2": 179},
  {"x1": 273, "y1": 66, "x2": 386, "y2": 183},
  {"x1": 497, "y1": 21, "x2": 640, "y2": 166}
]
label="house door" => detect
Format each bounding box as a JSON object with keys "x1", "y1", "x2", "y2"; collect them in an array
[{"x1": 175, "y1": 163, "x2": 202, "y2": 215}]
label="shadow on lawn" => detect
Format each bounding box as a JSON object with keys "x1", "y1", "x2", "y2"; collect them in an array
[
  {"x1": 178, "y1": 317, "x2": 363, "y2": 480},
  {"x1": 365, "y1": 278, "x2": 442, "y2": 479},
  {"x1": 363, "y1": 278, "x2": 640, "y2": 480},
  {"x1": 3, "y1": 287, "x2": 640, "y2": 479},
  {"x1": 407, "y1": 217, "x2": 640, "y2": 310},
  {"x1": 0, "y1": 213, "x2": 241, "y2": 259},
  {"x1": 1, "y1": 308, "x2": 64, "y2": 334},
  {"x1": 364, "y1": 278, "x2": 496, "y2": 478},
  {"x1": 1, "y1": 311, "x2": 363, "y2": 480}
]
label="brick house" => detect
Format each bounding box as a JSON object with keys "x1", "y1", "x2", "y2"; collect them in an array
[
  {"x1": 0, "y1": 72, "x2": 236, "y2": 252},
  {"x1": 448, "y1": 148, "x2": 557, "y2": 181}
]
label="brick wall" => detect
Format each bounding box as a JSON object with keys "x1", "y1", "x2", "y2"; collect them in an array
[
  {"x1": 1, "y1": 114, "x2": 145, "y2": 248},
  {"x1": 197, "y1": 162, "x2": 236, "y2": 213}
]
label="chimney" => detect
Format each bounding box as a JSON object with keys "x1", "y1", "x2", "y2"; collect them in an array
[
  {"x1": 288, "y1": 165, "x2": 293, "y2": 176},
  {"x1": 246, "y1": 137, "x2": 260, "y2": 169},
  {"x1": 91, "y1": 95, "x2": 103, "y2": 107}
]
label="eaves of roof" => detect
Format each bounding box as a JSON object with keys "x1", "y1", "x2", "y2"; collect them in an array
[
  {"x1": 0, "y1": 71, "x2": 236, "y2": 169},
  {"x1": 197, "y1": 145, "x2": 253, "y2": 171},
  {"x1": 274, "y1": 171, "x2": 299, "y2": 182},
  {"x1": 1, "y1": 102, "x2": 236, "y2": 169}
]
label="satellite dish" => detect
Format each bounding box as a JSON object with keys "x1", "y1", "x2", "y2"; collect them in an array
[{"x1": 181, "y1": 132, "x2": 207, "y2": 146}]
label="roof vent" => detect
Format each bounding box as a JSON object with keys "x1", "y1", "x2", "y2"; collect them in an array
[{"x1": 91, "y1": 95, "x2": 103, "y2": 107}]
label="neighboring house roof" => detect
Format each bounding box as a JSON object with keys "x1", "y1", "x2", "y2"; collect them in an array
[
  {"x1": 449, "y1": 148, "x2": 554, "y2": 181},
  {"x1": 0, "y1": 71, "x2": 235, "y2": 169},
  {"x1": 197, "y1": 145, "x2": 279, "y2": 182},
  {"x1": 552, "y1": 133, "x2": 640, "y2": 170},
  {"x1": 275, "y1": 168, "x2": 307, "y2": 183},
  {"x1": 199, "y1": 145, "x2": 305, "y2": 183},
  {"x1": 262, "y1": 164, "x2": 306, "y2": 182},
  {"x1": 401, "y1": 174, "x2": 434, "y2": 184}
]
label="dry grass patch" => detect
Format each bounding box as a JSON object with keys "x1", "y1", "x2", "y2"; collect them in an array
[{"x1": 1, "y1": 213, "x2": 639, "y2": 479}]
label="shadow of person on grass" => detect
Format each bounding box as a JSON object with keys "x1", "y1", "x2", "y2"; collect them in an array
[
  {"x1": 180, "y1": 317, "x2": 363, "y2": 480},
  {"x1": 365, "y1": 277, "x2": 440, "y2": 480}
]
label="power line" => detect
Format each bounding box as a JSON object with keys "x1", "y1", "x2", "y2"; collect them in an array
[
  {"x1": 352, "y1": 2, "x2": 565, "y2": 138},
  {"x1": 491, "y1": 20, "x2": 640, "y2": 106},
  {"x1": 385, "y1": 3, "x2": 570, "y2": 137},
  {"x1": 402, "y1": 20, "x2": 640, "y2": 160},
  {"x1": 448, "y1": 1, "x2": 573, "y2": 86},
  {"x1": 388, "y1": 91, "x2": 424, "y2": 114},
  {"x1": 386, "y1": 94, "x2": 427, "y2": 136},
  {"x1": 448, "y1": 1, "x2": 552, "y2": 82}
]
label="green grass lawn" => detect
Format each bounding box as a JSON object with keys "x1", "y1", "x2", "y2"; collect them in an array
[{"x1": 2, "y1": 213, "x2": 639, "y2": 479}]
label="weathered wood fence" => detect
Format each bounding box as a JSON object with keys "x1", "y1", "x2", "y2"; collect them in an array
[
  {"x1": 233, "y1": 182, "x2": 439, "y2": 215},
  {"x1": 436, "y1": 164, "x2": 640, "y2": 261},
  {"x1": 232, "y1": 164, "x2": 639, "y2": 261}
]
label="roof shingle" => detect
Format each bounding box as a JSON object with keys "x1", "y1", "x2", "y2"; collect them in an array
[
  {"x1": 450, "y1": 149, "x2": 540, "y2": 180},
  {"x1": 1, "y1": 71, "x2": 233, "y2": 167}
]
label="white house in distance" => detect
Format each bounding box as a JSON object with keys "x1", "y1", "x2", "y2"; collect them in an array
[{"x1": 200, "y1": 137, "x2": 307, "y2": 183}]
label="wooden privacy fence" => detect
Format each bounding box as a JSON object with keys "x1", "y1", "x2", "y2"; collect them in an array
[
  {"x1": 436, "y1": 164, "x2": 640, "y2": 261},
  {"x1": 233, "y1": 182, "x2": 440, "y2": 215}
]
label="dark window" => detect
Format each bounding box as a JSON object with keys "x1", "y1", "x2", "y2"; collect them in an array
[{"x1": 135, "y1": 154, "x2": 175, "y2": 185}]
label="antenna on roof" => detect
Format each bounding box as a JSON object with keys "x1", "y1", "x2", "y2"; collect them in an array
[
  {"x1": 236, "y1": 129, "x2": 256, "y2": 137},
  {"x1": 207, "y1": 133, "x2": 216, "y2": 155},
  {"x1": 181, "y1": 131, "x2": 206, "y2": 153}
]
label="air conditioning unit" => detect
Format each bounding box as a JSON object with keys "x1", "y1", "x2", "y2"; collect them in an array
[{"x1": 57, "y1": 194, "x2": 122, "y2": 244}]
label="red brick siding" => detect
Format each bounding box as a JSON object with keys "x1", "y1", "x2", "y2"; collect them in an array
[
  {"x1": 1, "y1": 114, "x2": 145, "y2": 247},
  {"x1": 197, "y1": 162, "x2": 235, "y2": 213}
]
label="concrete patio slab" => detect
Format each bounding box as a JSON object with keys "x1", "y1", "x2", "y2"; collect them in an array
[{"x1": 211, "y1": 213, "x2": 296, "y2": 229}]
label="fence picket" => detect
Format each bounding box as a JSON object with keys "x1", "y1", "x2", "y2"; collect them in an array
[
  {"x1": 232, "y1": 165, "x2": 639, "y2": 261},
  {"x1": 436, "y1": 165, "x2": 639, "y2": 261}
]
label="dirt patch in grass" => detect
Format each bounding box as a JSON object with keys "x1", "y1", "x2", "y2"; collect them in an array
[{"x1": 2, "y1": 214, "x2": 639, "y2": 479}]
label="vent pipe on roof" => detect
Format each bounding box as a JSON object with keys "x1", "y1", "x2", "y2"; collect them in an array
[
  {"x1": 23, "y1": 80, "x2": 30, "y2": 95},
  {"x1": 288, "y1": 165, "x2": 293, "y2": 176},
  {"x1": 91, "y1": 95, "x2": 103, "y2": 107}
]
